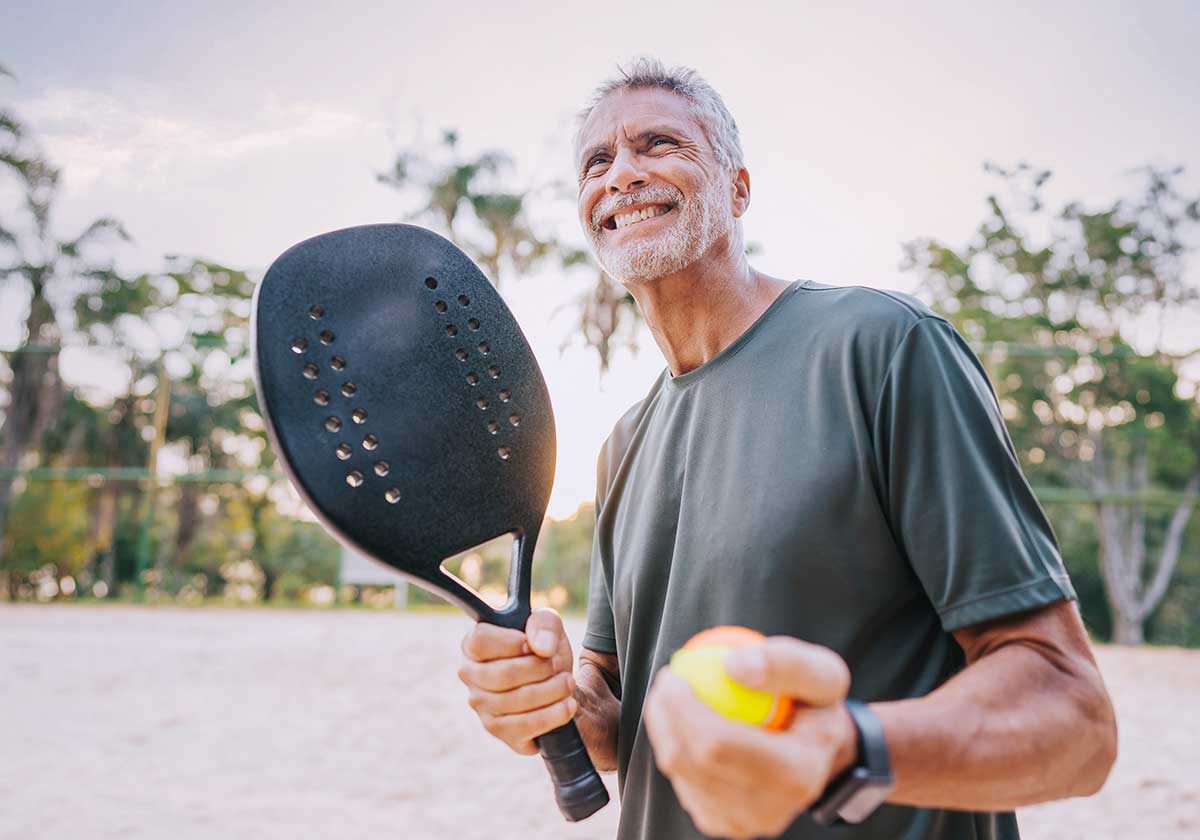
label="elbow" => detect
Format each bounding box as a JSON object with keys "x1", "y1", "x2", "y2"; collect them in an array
[{"x1": 1072, "y1": 677, "x2": 1118, "y2": 797}]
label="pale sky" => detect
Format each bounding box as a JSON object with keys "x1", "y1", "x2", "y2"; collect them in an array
[{"x1": 2, "y1": 0, "x2": 1198, "y2": 516}]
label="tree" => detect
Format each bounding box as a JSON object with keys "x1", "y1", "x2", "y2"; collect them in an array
[
  {"x1": 0, "y1": 70, "x2": 140, "y2": 587},
  {"x1": 905, "y1": 162, "x2": 1200, "y2": 644},
  {"x1": 379, "y1": 129, "x2": 642, "y2": 373}
]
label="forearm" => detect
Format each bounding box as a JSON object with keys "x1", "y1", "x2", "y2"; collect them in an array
[
  {"x1": 872, "y1": 640, "x2": 1116, "y2": 810},
  {"x1": 575, "y1": 651, "x2": 621, "y2": 772}
]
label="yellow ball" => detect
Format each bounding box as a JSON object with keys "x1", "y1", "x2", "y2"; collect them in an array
[{"x1": 668, "y1": 626, "x2": 794, "y2": 730}]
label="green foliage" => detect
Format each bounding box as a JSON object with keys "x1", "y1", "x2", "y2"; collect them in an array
[
  {"x1": 1, "y1": 480, "x2": 90, "y2": 579},
  {"x1": 906, "y1": 162, "x2": 1200, "y2": 643}
]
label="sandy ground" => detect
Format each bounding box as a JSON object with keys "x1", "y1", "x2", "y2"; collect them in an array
[{"x1": 0, "y1": 605, "x2": 1196, "y2": 840}]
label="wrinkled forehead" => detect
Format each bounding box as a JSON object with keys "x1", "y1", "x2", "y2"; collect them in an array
[{"x1": 575, "y1": 87, "x2": 708, "y2": 162}]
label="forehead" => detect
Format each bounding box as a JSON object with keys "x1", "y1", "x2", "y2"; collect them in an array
[{"x1": 577, "y1": 86, "x2": 705, "y2": 153}]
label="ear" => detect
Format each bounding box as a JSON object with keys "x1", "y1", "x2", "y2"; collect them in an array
[{"x1": 731, "y1": 167, "x2": 751, "y2": 219}]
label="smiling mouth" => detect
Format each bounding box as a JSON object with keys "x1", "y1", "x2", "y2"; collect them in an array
[{"x1": 602, "y1": 204, "x2": 675, "y2": 231}]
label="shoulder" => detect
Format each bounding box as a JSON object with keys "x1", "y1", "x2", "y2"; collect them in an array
[
  {"x1": 786, "y1": 281, "x2": 955, "y2": 387},
  {"x1": 793, "y1": 280, "x2": 943, "y2": 340}
]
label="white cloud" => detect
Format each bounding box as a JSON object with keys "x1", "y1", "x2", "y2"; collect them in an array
[{"x1": 13, "y1": 82, "x2": 376, "y2": 191}]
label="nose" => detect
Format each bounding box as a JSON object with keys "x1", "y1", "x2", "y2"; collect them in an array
[{"x1": 605, "y1": 147, "x2": 648, "y2": 195}]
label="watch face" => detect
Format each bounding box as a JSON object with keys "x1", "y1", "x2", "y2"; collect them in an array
[{"x1": 839, "y1": 769, "x2": 896, "y2": 824}]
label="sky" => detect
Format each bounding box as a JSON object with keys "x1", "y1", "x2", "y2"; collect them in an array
[{"x1": 2, "y1": 0, "x2": 1198, "y2": 516}]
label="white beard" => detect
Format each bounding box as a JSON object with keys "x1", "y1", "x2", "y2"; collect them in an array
[{"x1": 587, "y1": 177, "x2": 733, "y2": 283}]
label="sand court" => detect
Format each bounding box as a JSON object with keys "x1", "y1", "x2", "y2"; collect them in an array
[{"x1": 0, "y1": 605, "x2": 1194, "y2": 839}]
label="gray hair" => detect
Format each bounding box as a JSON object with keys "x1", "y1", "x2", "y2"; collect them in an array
[{"x1": 576, "y1": 57, "x2": 745, "y2": 172}]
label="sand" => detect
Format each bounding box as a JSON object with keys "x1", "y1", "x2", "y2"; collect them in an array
[{"x1": 0, "y1": 605, "x2": 1195, "y2": 839}]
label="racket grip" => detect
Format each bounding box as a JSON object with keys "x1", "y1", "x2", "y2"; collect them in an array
[{"x1": 534, "y1": 720, "x2": 610, "y2": 821}]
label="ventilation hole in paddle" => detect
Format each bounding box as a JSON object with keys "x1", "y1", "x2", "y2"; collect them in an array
[
  {"x1": 385, "y1": 487, "x2": 401, "y2": 505},
  {"x1": 362, "y1": 434, "x2": 379, "y2": 451},
  {"x1": 497, "y1": 446, "x2": 511, "y2": 461},
  {"x1": 330, "y1": 356, "x2": 346, "y2": 371},
  {"x1": 325, "y1": 416, "x2": 342, "y2": 433},
  {"x1": 509, "y1": 414, "x2": 521, "y2": 427},
  {"x1": 477, "y1": 341, "x2": 490, "y2": 355},
  {"x1": 467, "y1": 318, "x2": 481, "y2": 331},
  {"x1": 313, "y1": 390, "x2": 330, "y2": 406},
  {"x1": 425, "y1": 277, "x2": 438, "y2": 289},
  {"x1": 346, "y1": 470, "x2": 364, "y2": 488},
  {"x1": 434, "y1": 300, "x2": 448, "y2": 313},
  {"x1": 475, "y1": 397, "x2": 488, "y2": 410},
  {"x1": 319, "y1": 330, "x2": 335, "y2": 345},
  {"x1": 290, "y1": 337, "x2": 308, "y2": 354},
  {"x1": 335, "y1": 443, "x2": 352, "y2": 460},
  {"x1": 341, "y1": 382, "x2": 357, "y2": 397},
  {"x1": 487, "y1": 420, "x2": 500, "y2": 435},
  {"x1": 351, "y1": 408, "x2": 368, "y2": 424},
  {"x1": 465, "y1": 372, "x2": 479, "y2": 386},
  {"x1": 498, "y1": 389, "x2": 511, "y2": 402},
  {"x1": 440, "y1": 532, "x2": 516, "y2": 609},
  {"x1": 457, "y1": 294, "x2": 470, "y2": 306},
  {"x1": 446, "y1": 324, "x2": 458, "y2": 337},
  {"x1": 309, "y1": 305, "x2": 325, "y2": 320},
  {"x1": 486, "y1": 366, "x2": 500, "y2": 379},
  {"x1": 302, "y1": 363, "x2": 319, "y2": 380},
  {"x1": 455, "y1": 348, "x2": 469, "y2": 361},
  {"x1": 374, "y1": 461, "x2": 390, "y2": 477}
]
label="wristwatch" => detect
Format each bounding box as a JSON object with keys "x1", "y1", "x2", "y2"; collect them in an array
[{"x1": 809, "y1": 699, "x2": 895, "y2": 826}]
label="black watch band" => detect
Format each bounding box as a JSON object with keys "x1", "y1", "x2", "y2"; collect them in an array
[{"x1": 809, "y1": 700, "x2": 895, "y2": 826}]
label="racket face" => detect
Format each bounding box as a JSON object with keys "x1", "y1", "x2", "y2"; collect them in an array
[{"x1": 252, "y1": 224, "x2": 555, "y2": 624}]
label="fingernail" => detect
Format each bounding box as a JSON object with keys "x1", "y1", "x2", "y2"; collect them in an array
[
  {"x1": 534, "y1": 630, "x2": 556, "y2": 654},
  {"x1": 727, "y1": 648, "x2": 766, "y2": 685},
  {"x1": 566, "y1": 697, "x2": 578, "y2": 716},
  {"x1": 567, "y1": 674, "x2": 577, "y2": 693}
]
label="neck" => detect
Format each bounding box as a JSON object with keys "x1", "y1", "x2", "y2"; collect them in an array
[{"x1": 620, "y1": 230, "x2": 792, "y2": 377}]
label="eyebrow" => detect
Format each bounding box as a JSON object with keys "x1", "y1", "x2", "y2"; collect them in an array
[{"x1": 577, "y1": 124, "x2": 692, "y2": 170}]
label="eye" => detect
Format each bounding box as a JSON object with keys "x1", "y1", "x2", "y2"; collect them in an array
[
  {"x1": 585, "y1": 155, "x2": 610, "y2": 172},
  {"x1": 651, "y1": 136, "x2": 676, "y2": 148}
]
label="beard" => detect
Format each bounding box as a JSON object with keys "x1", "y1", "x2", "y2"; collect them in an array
[{"x1": 586, "y1": 177, "x2": 733, "y2": 283}]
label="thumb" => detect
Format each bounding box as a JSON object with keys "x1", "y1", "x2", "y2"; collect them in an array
[
  {"x1": 725, "y1": 637, "x2": 850, "y2": 707},
  {"x1": 525, "y1": 607, "x2": 566, "y2": 659}
]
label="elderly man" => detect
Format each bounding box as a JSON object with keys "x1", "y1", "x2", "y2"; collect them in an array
[{"x1": 457, "y1": 58, "x2": 1117, "y2": 840}]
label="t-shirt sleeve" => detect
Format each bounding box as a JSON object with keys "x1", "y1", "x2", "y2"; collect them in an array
[
  {"x1": 582, "y1": 444, "x2": 618, "y2": 654},
  {"x1": 872, "y1": 317, "x2": 1076, "y2": 631}
]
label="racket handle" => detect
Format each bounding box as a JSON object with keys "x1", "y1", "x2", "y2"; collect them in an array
[{"x1": 534, "y1": 720, "x2": 610, "y2": 821}]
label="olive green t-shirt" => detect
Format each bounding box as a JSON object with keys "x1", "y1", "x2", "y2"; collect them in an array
[{"x1": 582, "y1": 279, "x2": 1075, "y2": 840}]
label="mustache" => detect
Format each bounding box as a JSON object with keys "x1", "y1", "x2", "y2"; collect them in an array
[{"x1": 589, "y1": 184, "x2": 683, "y2": 230}]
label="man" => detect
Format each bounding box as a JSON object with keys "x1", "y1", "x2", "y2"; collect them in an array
[{"x1": 457, "y1": 58, "x2": 1117, "y2": 839}]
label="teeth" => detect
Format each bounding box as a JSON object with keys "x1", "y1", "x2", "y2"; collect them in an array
[{"x1": 613, "y1": 205, "x2": 669, "y2": 230}]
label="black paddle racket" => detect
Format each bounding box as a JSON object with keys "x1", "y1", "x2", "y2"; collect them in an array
[{"x1": 251, "y1": 223, "x2": 609, "y2": 822}]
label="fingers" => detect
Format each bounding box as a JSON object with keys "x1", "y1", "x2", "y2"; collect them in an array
[
  {"x1": 458, "y1": 614, "x2": 577, "y2": 755},
  {"x1": 724, "y1": 637, "x2": 850, "y2": 706},
  {"x1": 461, "y1": 623, "x2": 529, "y2": 663},
  {"x1": 467, "y1": 671, "x2": 575, "y2": 717},
  {"x1": 646, "y1": 670, "x2": 830, "y2": 794},
  {"x1": 479, "y1": 694, "x2": 579, "y2": 755},
  {"x1": 524, "y1": 607, "x2": 567, "y2": 659},
  {"x1": 458, "y1": 653, "x2": 558, "y2": 692}
]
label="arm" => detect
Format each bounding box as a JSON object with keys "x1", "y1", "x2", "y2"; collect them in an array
[
  {"x1": 642, "y1": 599, "x2": 1117, "y2": 840},
  {"x1": 575, "y1": 648, "x2": 622, "y2": 772},
  {"x1": 874, "y1": 598, "x2": 1117, "y2": 809}
]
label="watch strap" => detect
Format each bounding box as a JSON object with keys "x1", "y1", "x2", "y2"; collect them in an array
[{"x1": 809, "y1": 700, "x2": 895, "y2": 826}]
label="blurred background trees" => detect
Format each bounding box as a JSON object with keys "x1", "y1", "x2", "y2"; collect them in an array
[
  {"x1": 906, "y1": 162, "x2": 1200, "y2": 644},
  {"x1": 2, "y1": 65, "x2": 1198, "y2": 644}
]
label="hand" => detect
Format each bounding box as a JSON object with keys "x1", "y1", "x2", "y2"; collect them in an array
[
  {"x1": 457, "y1": 608, "x2": 578, "y2": 755},
  {"x1": 643, "y1": 636, "x2": 857, "y2": 840}
]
